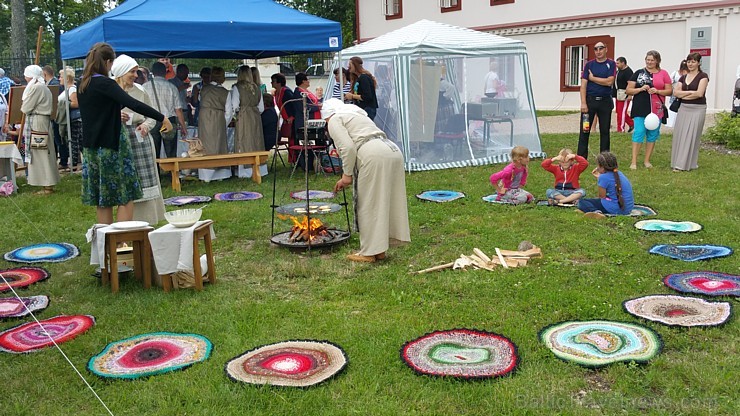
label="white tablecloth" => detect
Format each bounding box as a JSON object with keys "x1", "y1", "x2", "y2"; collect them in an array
[
  {"x1": 148, "y1": 220, "x2": 215, "y2": 275},
  {"x1": 87, "y1": 224, "x2": 154, "y2": 267},
  {"x1": 0, "y1": 143, "x2": 23, "y2": 193}
]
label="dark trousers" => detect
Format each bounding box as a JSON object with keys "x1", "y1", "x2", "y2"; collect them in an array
[
  {"x1": 577, "y1": 96, "x2": 613, "y2": 158},
  {"x1": 52, "y1": 121, "x2": 68, "y2": 167},
  {"x1": 364, "y1": 107, "x2": 377, "y2": 120},
  {"x1": 152, "y1": 116, "x2": 179, "y2": 159},
  {"x1": 577, "y1": 198, "x2": 606, "y2": 213}
]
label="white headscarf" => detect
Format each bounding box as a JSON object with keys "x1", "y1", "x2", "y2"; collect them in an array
[
  {"x1": 22, "y1": 65, "x2": 44, "y2": 100},
  {"x1": 110, "y1": 54, "x2": 138, "y2": 80},
  {"x1": 320, "y1": 98, "x2": 367, "y2": 120}
]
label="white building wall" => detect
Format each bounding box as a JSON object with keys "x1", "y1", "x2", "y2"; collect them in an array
[{"x1": 358, "y1": 1, "x2": 740, "y2": 111}]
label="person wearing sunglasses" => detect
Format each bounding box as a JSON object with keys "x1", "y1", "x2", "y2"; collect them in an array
[{"x1": 578, "y1": 42, "x2": 616, "y2": 159}]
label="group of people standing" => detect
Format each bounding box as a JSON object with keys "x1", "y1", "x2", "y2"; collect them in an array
[{"x1": 579, "y1": 42, "x2": 709, "y2": 173}]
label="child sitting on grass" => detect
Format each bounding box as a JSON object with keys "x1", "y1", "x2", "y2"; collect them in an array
[
  {"x1": 577, "y1": 151, "x2": 634, "y2": 219},
  {"x1": 489, "y1": 145, "x2": 534, "y2": 204},
  {"x1": 541, "y1": 148, "x2": 588, "y2": 205}
]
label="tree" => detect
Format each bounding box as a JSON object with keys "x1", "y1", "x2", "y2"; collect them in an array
[
  {"x1": 34, "y1": 0, "x2": 108, "y2": 68},
  {"x1": 10, "y1": 0, "x2": 28, "y2": 72},
  {"x1": 278, "y1": 0, "x2": 356, "y2": 47}
]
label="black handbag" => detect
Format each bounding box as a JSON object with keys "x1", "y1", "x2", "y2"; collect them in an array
[{"x1": 669, "y1": 98, "x2": 681, "y2": 112}]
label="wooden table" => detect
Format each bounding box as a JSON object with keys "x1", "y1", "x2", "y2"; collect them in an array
[{"x1": 157, "y1": 151, "x2": 270, "y2": 191}]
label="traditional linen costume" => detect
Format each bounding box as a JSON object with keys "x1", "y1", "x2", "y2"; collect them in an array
[
  {"x1": 20, "y1": 65, "x2": 60, "y2": 188},
  {"x1": 228, "y1": 80, "x2": 263, "y2": 153},
  {"x1": 198, "y1": 83, "x2": 229, "y2": 155},
  {"x1": 322, "y1": 99, "x2": 410, "y2": 256},
  {"x1": 112, "y1": 55, "x2": 166, "y2": 225}
]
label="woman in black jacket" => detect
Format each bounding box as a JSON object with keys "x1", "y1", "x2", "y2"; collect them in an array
[
  {"x1": 77, "y1": 43, "x2": 172, "y2": 224},
  {"x1": 345, "y1": 57, "x2": 378, "y2": 120}
]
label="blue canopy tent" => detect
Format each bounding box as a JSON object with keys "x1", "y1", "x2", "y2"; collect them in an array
[{"x1": 60, "y1": 0, "x2": 342, "y2": 59}]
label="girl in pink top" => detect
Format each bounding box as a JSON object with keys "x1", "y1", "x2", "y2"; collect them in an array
[{"x1": 489, "y1": 146, "x2": 534, "y2": 204}]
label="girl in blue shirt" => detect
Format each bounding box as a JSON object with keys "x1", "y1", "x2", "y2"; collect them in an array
[{"x1": 577, "y1": 151, "x2": 634, "y2": 218}]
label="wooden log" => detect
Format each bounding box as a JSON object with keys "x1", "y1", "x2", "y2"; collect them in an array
[
  {"x1": 416, "y1": 262, "x2": 455, "y2": 274},
  {"x1": 473, "y1": 248, "x2": 492, "y2": 263},
  {"x1": 495, "y1": 248, "x2": 509, "y2": 269},
  {"x1": 497, "y1": 247, "x2": 542, "y2": 258}
]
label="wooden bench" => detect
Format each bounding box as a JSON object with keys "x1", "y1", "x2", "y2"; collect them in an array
[{"x1": 157, "y1": 151, "x2": 270, "y2": 191}]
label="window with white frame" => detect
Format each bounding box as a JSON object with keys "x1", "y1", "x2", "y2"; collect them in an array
[
  {"x1": 564, "y1": 45, "x2": 586, "y2": 88},
  {"x1": 383, "y1": 0, "x2": 402, "y2": 19},
  {"x1": 440, "y1": 0, "x2": 461, "y2": 12},
  {"x1": 560, "y1": 36, "x2": 614, "y2": 92}
]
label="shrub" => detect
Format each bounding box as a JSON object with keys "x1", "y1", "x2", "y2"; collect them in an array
[{"x1": 704, "y1": 111, "x2": 740, "y2": 149}]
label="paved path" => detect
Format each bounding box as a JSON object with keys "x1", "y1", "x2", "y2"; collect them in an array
[{"x1": 537, "y1": 112, "x2": 716, "y2": 134}]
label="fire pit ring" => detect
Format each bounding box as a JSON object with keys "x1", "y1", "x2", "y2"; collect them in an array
[{"x1": 270, "y1": 229, "x2": 351, "y2": 249}]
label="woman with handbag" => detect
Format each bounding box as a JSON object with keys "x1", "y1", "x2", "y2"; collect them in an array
[
  {"x1": 77, "y1": 43, "x2": 172, "y2": 224},
  {"x1": 20, "y1": 65, "x2": 60, "y2": 195},
  {"x1": 625, "y1": 50, "x2": 672, "y2": 170},
  {"x1": 666, "y1": 61, "x2": 688, "y2": 128},
  {"x1": 111, "y1": 54, "x2": 166, "y2": 225},
  {"x1": 671, "y1": 53, "x2": 709, "y2": 172}
]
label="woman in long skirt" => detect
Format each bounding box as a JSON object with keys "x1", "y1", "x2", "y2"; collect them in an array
[
  {"x1": 323, "y1": 99, "x2": 410, "y2": 263},
  {"x1": 671, "y1": 53, "x2": 709, "y2": 172},
  {"x1": 20, "y1": 65, "x2": 60, "y2": 194},
  {"x1": 112, "y1": 54, "x2": 166, "y2": 225}
]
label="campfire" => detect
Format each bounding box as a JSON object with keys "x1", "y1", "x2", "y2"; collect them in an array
[{"x1": 286, "y1": 215, "x2": 337, "y2": 243}]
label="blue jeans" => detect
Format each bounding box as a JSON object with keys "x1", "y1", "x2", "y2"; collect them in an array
[{"x1": 577, "y1": 198, "x2": 606, "y2": 213}]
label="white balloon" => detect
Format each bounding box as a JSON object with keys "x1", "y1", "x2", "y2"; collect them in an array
[{"x1": 644, "y1": 113, "x2": 660, "y2": 131}]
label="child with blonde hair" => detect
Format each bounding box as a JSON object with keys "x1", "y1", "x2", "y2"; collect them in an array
[
  {"x1": 489, "y1": 146, "x2": 534, "y2": 204},
  {"x1": 541, "y1": 148, "x2": 589, "y2": 205},
  {"x1": 577, "y1": 151, "x2": 634, "y2": 219}
]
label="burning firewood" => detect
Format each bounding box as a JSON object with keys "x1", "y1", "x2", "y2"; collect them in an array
[{"x1": 414, "y1": 243, "x2": 541, "y2": 274}]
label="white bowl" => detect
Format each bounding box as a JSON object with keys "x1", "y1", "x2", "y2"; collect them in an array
[{"x1": 164, "y1": 209, "x2": 202, "y2": 228}]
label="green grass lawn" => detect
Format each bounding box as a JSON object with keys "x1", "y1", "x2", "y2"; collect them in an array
[{"x1": 1, "y1": 132, "x2": 738, "y2": 416}]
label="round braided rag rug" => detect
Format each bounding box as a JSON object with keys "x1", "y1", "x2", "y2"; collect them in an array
[
  {"x1": 225, "y1": 340, "x2": 348, "y2": 387},
  {"x1": 0, "y1": 267, "x2": 50, "y2": 292},
  {"x1": 88, "y1": 332, "x2": 212, "y2": 379},
  {"x1": 0, "y1": 315, "x2": 95, "y2": 353},
  {"x1": 540, "y1": 320, "x2": 661, "y2": 368},
  {"x1": 623, "y1": 295, "x2": 732, "y2": 327},
  {"x1": 4, "y1": 243, "x2": 79, "y2": 264},
  {"x1": 400, "y1": 329, "x2": 518, "y2": 379}
]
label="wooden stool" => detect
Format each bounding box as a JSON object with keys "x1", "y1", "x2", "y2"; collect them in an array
[
  {"x1": 101, "y1": 227, "x2": 154, "y2": 293},
  {"x1": 161, "y1": 220, "x2": 216, "y2": 292}
]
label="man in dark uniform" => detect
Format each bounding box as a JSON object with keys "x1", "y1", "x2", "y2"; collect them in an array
[{"x1": 578, "y1": 42, "x2": 616, "y2": 158}]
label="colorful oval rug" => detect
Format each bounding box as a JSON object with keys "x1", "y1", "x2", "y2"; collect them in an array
[
  {"x1": 540, "y1": 320, "x2": 662, "y2": 368},
  {"x1": 163, "y1": 196, "x2": 211, "y2": 206},
  {"x1": 416, "y1": 190, "x2": 466, "y2": 203},
  {"x1": 225, "y1": 340, "x2": 348, "y2": 387},
  {"x1": 663, "y1": 271, "x2": 740, "y2": 297},
  {"x1": 0, "y1": 315, "x2": 95, "y2": 353},
  {"x1": 0, "y1": 295, "x2": 49, "y2": 319},
  {"x1": 88, "y1": 332, "x2": 212, "y2": 379},
  {"x1": 290, "y1": 190, "x2": 335, "y2": 200},
  {"x1": 4, "y1": 243, "x2": 79, "y2": 263},
  {"x1": 634, "y1": 219, "x2": 702, "y2": 233},
  {"x1": 400, "y1": 329, "x2": 518, "y2": 379},
  {"x1": 649, "y1": 244, "x2": 733, "y2": 262},
  {"x1": 623, "y1": 295, "x2": 732, "y2": 327},
  {"x1": 0, "y1": 267, "x2": 51, "y2": 292},
  {"x1": 214, "y1": 191, "x2": 263, "y2": 201}
]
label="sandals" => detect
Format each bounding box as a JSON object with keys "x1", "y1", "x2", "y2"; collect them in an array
[
  {"x1": 347, "y1": 253, "x2": 376, "y2": 263},
  {"x1": 629, "y1": 164, "x2": 637, "y2": 170},
  {"x1": 33, "y1": 188, "x2": 54, "y2": 195},
  {"x1": 644, "y1": 162, "x2": 653, "y2": 169}
]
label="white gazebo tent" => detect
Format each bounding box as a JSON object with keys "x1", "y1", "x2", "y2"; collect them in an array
[{"x1": 332, "y1": 20, "x2": 544, "y2": 171}]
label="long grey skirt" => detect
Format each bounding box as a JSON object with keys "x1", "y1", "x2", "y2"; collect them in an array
[{"x1": 671, "y1": 103, "x2": 706, "y2": 171}]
